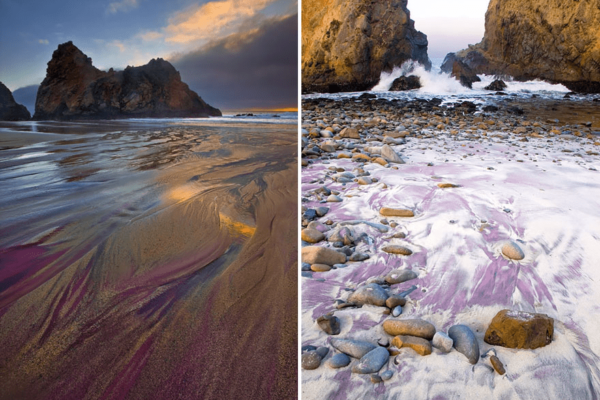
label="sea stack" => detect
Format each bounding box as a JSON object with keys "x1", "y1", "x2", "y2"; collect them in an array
[
  {"x1": 0, "y1": 81, "x2": 31, "y2": 121},
  {"x1": 301, "y1": 0, "x2": 431, "y2": 93},
  {"x1": 34, "y1": 41, "x2": 222, "y2": 120},
  {"x1": 442, "y1": 0, "x2": 600, "y2": 93}
]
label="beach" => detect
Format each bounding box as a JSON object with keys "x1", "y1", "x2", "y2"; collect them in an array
[
  {"x1": 300, "y1": 85, "x2": 600, "y2": 399},
  {"x1": 0, "y1": 116, "x2": 297, "y2": 399}
]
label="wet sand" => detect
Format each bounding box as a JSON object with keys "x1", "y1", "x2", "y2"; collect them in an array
[{"x1": 0, "y1": 120, "x2": 297, "y2": 399}]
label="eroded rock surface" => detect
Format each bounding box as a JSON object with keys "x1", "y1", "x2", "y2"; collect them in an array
[
  {"x1": 302, "y1": 0, "x2": 431, "y2": 93},
  {"x1": 484, "y1": 309, "x2": 554, "y2": 349},
  {"x1": 445, "y1": 0, "x2": 600, "y2": 92}
]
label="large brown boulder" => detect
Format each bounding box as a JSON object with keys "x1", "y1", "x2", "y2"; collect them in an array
[
  {"x1": 484, "y1": 309, "x2": 554, "y2": 349},
  {"x1": 389, "y1": 75, "x2": 421, "y2": 91},
  {"x1": 34, "y1": 41, "x2": 221, "y2": 120},
  {"x1": 0, "y1": 82, "x2": 31, "y2": 121},
  {"x1": 445, "y1": 0, "x2": 600, "y2": 93},
  {"x1": 302, "y1": 0, "x2": 431, "y2": 93}
]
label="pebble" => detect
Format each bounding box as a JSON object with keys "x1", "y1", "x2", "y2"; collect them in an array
[
  {"x1": 379, "y1": 207, "x2": 415, "y2": 217},
  {"x1": 391, "y1": 335, "x2": 432, "y2": 356},
  {"x1": 327, "y1": 353, "x2": 351, "y2": 368},
  {"x1": 328, "y1": 227, "x2": 355, "y2": 245},
  {"x1": 331, "y1": 338, "x2": 377, "y2": 359},
  {"x1": 311, "y1": 264, "x2": 331, "y2": 272},
  {"x1": 327, "y1": 195, "x2": 343, "y2": 202},
  {"x1": 385, "y1": 269, "x2": 418, "y2": 284},
  {"x1": 301, "y1": 228, "x2": 325, "y2": 243},
  {"x1": 349, "y1": 252, "x2": 370, "y2": 261},
  {"x1": 316, "y1": 346, "x2": 329, "y2": 359},
  {"x1": 370, "y1": 374, "x2": 383, "y2": 383},
  {"x1": 391, "y1": 305, "x2": 402, "y2": 317},
  {"x1": 315, "y1": 206, "x2": 329, "y2": 217},
  {"x1": 383, "y1": 319, "x2": 436, "y2": 340},
  {"x1": 432, "y1": 331, "x2": 453, "y2": 353},
  {"x1": 501, "y1": 241, "x2": 525, "y2": 260},
  {"x1": 347, "y1": 283, "x2": 388, "y2": 306},
  {"x1": 381, "y1": 370, "x2": 393, "y2": 381},
  {"x1": 490, "y1": 355, "x2": 506, "y2": 375},
  {"x1": 302, "y1": 351, "x2": 322, "y2": 370},
  {"x1": 381, "y1": 144, "x2": 405, "y2": 164},
  {"x1": 351, "y1": 346, "x2": 389, "y2": 374},
  {"x1": 448, "y1": 325, "x2": 480, "y2": 364},
  {"x1": 385, "y1": 295, "x2": 406, "y2": 308},
  {"x1": 437, "y1": 183, "x2": 459, "y2": 188},
  {"x1": 382, "y1": 245, "x2": 413, "y2": 256},
  {"x1": 302, "y1": 246, "x2": 346, "y2": 265},
  {"x1": 317, "y1": 314, "x2": 341, "y2": 335}
]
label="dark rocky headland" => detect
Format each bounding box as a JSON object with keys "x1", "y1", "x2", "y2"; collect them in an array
[
  {"x1": 33, "y1": 41, "x2": 221, "y2": 120},
  {"x1": 0, "y1": 82, "x2": 31, "y2": 121}
]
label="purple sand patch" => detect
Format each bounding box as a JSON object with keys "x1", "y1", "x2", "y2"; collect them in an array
[
  {"x1": 330, "y1": 370, "x2": 355, "y2": 400},
  {"x1": 351, "y1": 313, "x2": 382, "y2": 332}
]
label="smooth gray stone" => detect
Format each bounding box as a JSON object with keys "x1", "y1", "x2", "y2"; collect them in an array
[
  {"x1": 331, "y1": 338, "x2": 377, "y2": 359},
  {"x1": 385, "y1": 269, "x2": 418, "y2": 284},
  {"x1": 301, "y1": 271, "x2": 313, "y2": 278},
  {"x1": 432, "y1": 331, "x2": 453, "y2": 353},
  {"x1": 348, "y1": 283, "x2": 388, "y2": 306},
  {"x1": 448, "y1": 325, "x2": 480, "y2": 364},
  {"x1": 316, "y1": 346, "x2": 329, "y2": 359},
  {"x1": 327, "y1": 353, "x2": 351, "y2": 368},
  {"x1": 315, "y1": 207, "x2": 330, "y2": 217},
  {"x1": 329, "y1": 227, "x2": 355, "y2": 245},
  {"x1": 392, "y1": 305, "x2": 403, "y2": 317},
  {"x1": 381, "y1": 370, "x2": 394, "y2": 381},
  {"x1": 302, "y1": 351, "x2": 322, "y2": 370},
  {"x1": 349, "y1": 252, "x2": 370, "y2": 261},
  {"x1": 352, "y1": 347, "x2": 389, "y2": 374}
]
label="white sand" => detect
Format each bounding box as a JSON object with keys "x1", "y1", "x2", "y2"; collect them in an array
[{"x1": 302, "y1": 129, "x2": 600, "y2": 399}]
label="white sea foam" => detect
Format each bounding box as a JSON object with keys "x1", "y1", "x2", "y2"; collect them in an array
[{"x1": 370, "y1": 60, "x2": 570, "y2": 97}]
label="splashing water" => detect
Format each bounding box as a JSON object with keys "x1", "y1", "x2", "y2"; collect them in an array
[{"x1": 370, "y1": 60, "x2": 571, "y2": 96}]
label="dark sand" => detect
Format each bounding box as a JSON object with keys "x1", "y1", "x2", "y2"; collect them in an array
[{"x1": 0, "y1": 120, "x2": 297, "y2": 399}]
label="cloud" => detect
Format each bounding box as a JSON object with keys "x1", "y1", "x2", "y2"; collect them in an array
[
  {"x1": 171, "y1": 14, "x2": 297, "y2": 110},
  {"x1": 108, "y1": 40, "x2": 126, "y2": 53},
  {"x1": 136, "y1": 30, "x2": 163, "y2": 42},
  {"x1": 106, "y1": 0, "x2": 139, "y2": 14},
  {"x1": 164, "y1": 0, "x2": 277, "y2": 44},
  {"x1": 38, "y1": 39, "x2": 49, "y2": 45}
]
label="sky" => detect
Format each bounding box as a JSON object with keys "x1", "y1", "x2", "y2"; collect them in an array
[
  {"x1": 0, "y1": 0, "x2": 297, "y2": 110},
  {"x1": 409, "y1": 0, "x2": 490, "y2": 60}
]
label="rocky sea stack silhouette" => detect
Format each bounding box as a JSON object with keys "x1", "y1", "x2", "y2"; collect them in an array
[
  {"x1": 0, "y1": 82, "x2": 31, "y2": 121},
  {"x1": 443, "y1": 0, "x2": 600, "y2": 93},
  {"x1": 301, "y1": 0, "x2": 430, "y2": 93},
  {"x1": 34, "y1": 41, "x2": 221, "y2": 120}
]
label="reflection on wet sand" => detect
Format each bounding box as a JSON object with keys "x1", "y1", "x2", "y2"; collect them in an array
[{"x1": 0, "y1": 121, "x2": 297, "y2": 399}]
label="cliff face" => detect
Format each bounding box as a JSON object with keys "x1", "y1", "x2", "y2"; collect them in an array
[
  {"x1": 34, "y1": 42, "x2": 221, "y2": 120},
  {"x1": 302, "y1": 0, "x2": 430, "y2": 93},
  {"x1": 0, "y1": 82, "x2": 31, "y2": 121},
  {"x1": 448, "y1": 0, "x2": 600, "y2": 93}
]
